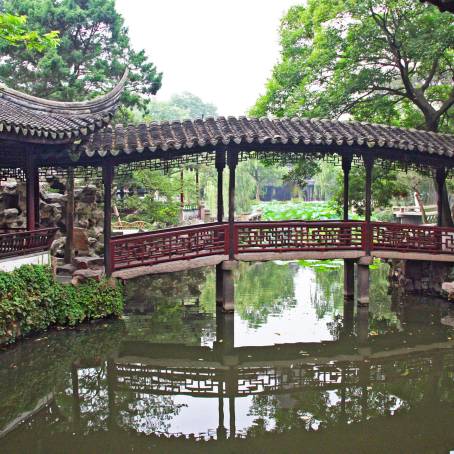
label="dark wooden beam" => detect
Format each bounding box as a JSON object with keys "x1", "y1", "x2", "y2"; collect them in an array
[
  {"x1": 342, "y1": 154, "x2": 352, "y2": 221},
  {"x1": 103, "y1": 161, "x2": 114, "y2": 276},
  {"x1": 64, "y1": 168, "x2": 75, "y2": 264},
  {"x1": 435, "y1": 167, "x2": 447, "y2": 227},
  {"x1": 364, "y1": 155, "x2": 374, "y2": 254},
  {"x1": 25, "y1": 153, "x2": 37, "y2": 230},
  {"x1": 227, "y1": 149, "x2": 238, "y2": 260},
  {"x1": 215, "y1": 150, "x2": 226, "y2": 222}
]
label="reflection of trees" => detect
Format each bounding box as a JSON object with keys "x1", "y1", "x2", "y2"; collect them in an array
[
  {"x1": 0, "y1": 321, "x2": 126, "y2": 432},
  {"x1": 305, "y1": 261, "x2": 400, "y2": 333},
  {"x1": 123, "y1": 269, "x2": 216, "y2": 345},
  {"x1": 234, "y1": 262, "x2": 297, "y2": 328},
  {"x1": 117, "y1": 393, "x2": 185, "y2": 435},
  {"x1": 246, "y1": 359, "x2": 438, "y2": 438},
  {"x1": 310, "y1": 267, "x2": 344, "y2": 319}
]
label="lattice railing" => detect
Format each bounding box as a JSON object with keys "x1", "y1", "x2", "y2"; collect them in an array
[
  {"x1": 371, "y1": 221, "x2": 454, "y2": 254},
  {"x1": 235, "y1": 221, "x2": 365, "y2": 253},
  {"x1": 110, "y1": 220, "x2": 454, "y2": 272},
  {"x1": 110, "y1": 223, "x2": 228, "y2": 271},
  {"x1": 0, "y1": 228, "x2": 58, "y2": 259}
]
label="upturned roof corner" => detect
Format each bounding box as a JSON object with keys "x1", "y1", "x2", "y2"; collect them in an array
[{"x1": 0, "y1": 68, "x2": 128, "y2": 142}]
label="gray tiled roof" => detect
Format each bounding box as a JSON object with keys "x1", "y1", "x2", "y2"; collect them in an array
[
  {"x1": 0, "y1": 70, "x2": 128, "y2": 141},
  {"x1": 81, "y1": 117, "x2": 454, "y2": 158}
]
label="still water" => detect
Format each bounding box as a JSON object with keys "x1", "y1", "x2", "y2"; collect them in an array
[{"x1": 2, "y1": 260, "x2": 454, "y2": 453}]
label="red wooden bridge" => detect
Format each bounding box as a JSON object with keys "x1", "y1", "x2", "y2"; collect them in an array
[{"x1": 109, "y1": 220, "x2": 454, "y2": 273}]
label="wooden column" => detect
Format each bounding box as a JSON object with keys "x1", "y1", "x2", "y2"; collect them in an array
[
  {"x1": 227, "y1": 149, "x2": 238, "y2": 260},
  {"x1": 215, "y1": 150, "x2": 226, "y2": 222},
  {"x1": 103, "y1": 161, "x2": 114, "y2": 276},
  {"x1": 34, "y1": 166, "x2": 40, "y2": 227},
  {"x1": 342, "y1": 154, "x2": 352, "y2": 221},
  {"x1": 215, "y1": 150, "x2": 226, "y2": 305},
  {"x1": 342, "y1": 154, "x2": 354, "y2": 298},
  {"x1": 364, "y1": 155, "x2": 374, "y2": 254},
  {"x1": 358, "y1": 155, "x2": 373, "y2": 306},
  {"x1": 64, "y1": 168, "x2": 75, "y2": 264},
  {"x1": 25, "y1": 154, "x2": 38, "y2": 230},
  {"x1": 180, "y1": 168, "x2": 184, "y2": 222},
  {"x1": 436, "y1": 167, "x2": 447, "y2": 227},
  {"x1": 195, "y1": 167, "x2": 200, "y2": 213}
]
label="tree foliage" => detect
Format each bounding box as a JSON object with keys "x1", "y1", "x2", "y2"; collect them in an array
[
  {"x1": 122, "y1": 170, "x2": 180, "y2": 227},
  {"x1": 252, "y1": 0, "x2": 454, "y2": 132},
  {"x1": 144, "y1": 92, "x2": 218, "y2": 121},
  {"x1": 0, "y1": 0, "x2": 162, "y2": 108},
  {"x1": 252, "y1": 0, "x2": 454, "y2": 216},
  {"x1": 0, "y1": 12, "x2": 59, "y2": 51}
]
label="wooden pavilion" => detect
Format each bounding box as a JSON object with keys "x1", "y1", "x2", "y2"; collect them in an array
[{"x1": 1, "y1": 73, "x2": 454, "y2": 307}]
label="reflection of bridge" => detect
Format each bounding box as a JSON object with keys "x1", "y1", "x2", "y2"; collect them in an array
[{"x1": 69, "y1": 328, "x2": 454, "y2": 440}]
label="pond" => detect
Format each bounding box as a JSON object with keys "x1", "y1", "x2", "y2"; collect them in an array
[{"x1": 1, "y1": 260, "x2": 454, "y2": 453}]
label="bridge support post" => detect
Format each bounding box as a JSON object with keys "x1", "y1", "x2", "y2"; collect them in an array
[
  {"x1": 344, "y1": 259, "x2": 355, "y2": 298},
  {"x1": 357, "y1": 258, "x2": 371, "y2": 306},
  {"x1": 356, "y1": 305, "x2": 369, "y2": 345},
  {"x1": 342, "y1": 155, "x2": 354, "y2": 299},
  {"x1": 103, "y1": 161, "x2": 114, "y2": 277},
  {"x1": 221, "y1": 260, "x2": 237, "y2": 311},
  {"x1": 216, "y1": 264, "x2": 224, "y2": 306}
]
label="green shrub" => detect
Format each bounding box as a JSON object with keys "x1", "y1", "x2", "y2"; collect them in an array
[{"x1": 0, "y1": 265, "x2": 124, "y2": 343}]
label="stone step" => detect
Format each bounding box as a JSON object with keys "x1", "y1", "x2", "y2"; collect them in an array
[
  {"x1": 56, "y1": 263, "x2": 76, "y2": 276},
  {"x1": 72, "y1": 255, "x2": 104, "y2": 270}
]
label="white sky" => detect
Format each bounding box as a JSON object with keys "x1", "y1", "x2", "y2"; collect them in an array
[{"x1": 116, "y1": 0, "x2": 303, "y2": 116}]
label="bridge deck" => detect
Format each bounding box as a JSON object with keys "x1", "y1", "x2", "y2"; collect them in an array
[{"x1": 111, "y1": 220, "x2": 454, "y2": 278}]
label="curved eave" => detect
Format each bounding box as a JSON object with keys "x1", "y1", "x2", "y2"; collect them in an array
[
  {"x1": 0, "y1": 69, "x2": 128, "y2": 143},
  {"x1": 0, "y1": 69, "x2": 128, "y2": 116}
]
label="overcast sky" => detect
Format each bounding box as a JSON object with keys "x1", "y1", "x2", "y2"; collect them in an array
[{"x1": 116, "y1": 0, "x2": 303, "y2": 116}]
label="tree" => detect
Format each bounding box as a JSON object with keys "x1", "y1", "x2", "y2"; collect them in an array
[
  {"x1": 144, "y1": 92, "x2": 218, "y2": 121},
  {"x1": 0, "y1": 0, "x2": 162, "y2": 108},
  {"x1": 122, "y1": 170, "x2": 180, "y2": 227},
  {"x1": 241, "y1": 159, "x2": 286, "y2": 202},
  {"x1": 0, "y1": 12, "x2": 59, "y2": 51},
  {"x1": 252, "y1": 0, "x2": 454, "y2": 222}
]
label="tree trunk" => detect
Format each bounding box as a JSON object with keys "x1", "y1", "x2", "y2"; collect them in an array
[
  {"x1": 426, "y1": 118, "x2": 453, "y2": 227},
  {"x1": 441, "y1": 183, "x2": 452, "y2": 226}
]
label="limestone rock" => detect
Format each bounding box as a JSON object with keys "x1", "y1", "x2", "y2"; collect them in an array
[
  {"x1": 42, "y1": 192, "x2": 67, "y2": 204},
  {"x1": 72, "y1": 255, "x2": 104, "y2": 270},
  {"x1": 56, "y1": 263, "x2": 76, "y2": 276},
  {"x1": 72, "y1": 268, "x2": 104, "y2": 285}
]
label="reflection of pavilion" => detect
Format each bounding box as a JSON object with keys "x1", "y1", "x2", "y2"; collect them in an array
[{"x1": 67, "y1": 308, "x2": 453, "y2": 440}]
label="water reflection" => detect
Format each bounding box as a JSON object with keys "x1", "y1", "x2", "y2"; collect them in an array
[{"x1": 2, "y1": 261, "x2": 454, "y2": 453}]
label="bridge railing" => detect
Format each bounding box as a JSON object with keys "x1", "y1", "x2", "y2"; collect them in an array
[
  {"x1": 110, "y1": 220, "x2": 454, "y2": 272},
  {"x1": 0, "y1": 227, "x2": 58, "y2": 259},
  {"x1": 371, "y1": 221, "x2": 454, "y2": 254},
  {"x1": 235, "y1": 220, "x2": 365, "y2": 253},
  {"x1": 110, "y1": 222, "x2": 228, "y2": 271}
]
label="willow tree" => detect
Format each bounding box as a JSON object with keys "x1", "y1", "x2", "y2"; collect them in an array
[{"x1": 252, "y1": 0, "x2": 454, "y2": 223}]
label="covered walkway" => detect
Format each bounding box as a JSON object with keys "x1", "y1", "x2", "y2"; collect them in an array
[{"x1": 0, "y1": 74, "x2": 454, "y2": 307}]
